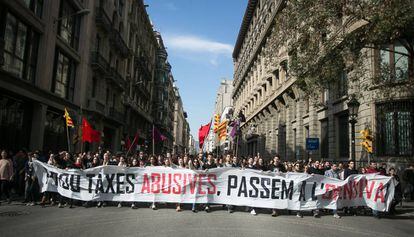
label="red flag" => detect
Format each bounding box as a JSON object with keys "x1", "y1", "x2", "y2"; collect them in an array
[
  {"x1": 82, "y1": 118, "x2": 101, "y2": 143},
  {"x1": 153, "y1": 126, "x2": 166, "y2": 143},
  {"x1": 125, "y1": 136, "x2": 131, "y2": 150},
  {"x1": 91, "y1": 129, "x2": 101, "y2": 143},
  {"x1": 198, "y1": 122, "x2": 211, "y2": 149}
]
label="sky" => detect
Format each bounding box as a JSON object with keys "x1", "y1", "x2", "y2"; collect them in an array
[{"x1": 146, "y1": 0, "x2": 247, "y2": 140}]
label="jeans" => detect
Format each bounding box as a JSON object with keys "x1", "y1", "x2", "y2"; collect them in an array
[{"x1": 0, "y1": 180, "x2": 10, "y2": 200}]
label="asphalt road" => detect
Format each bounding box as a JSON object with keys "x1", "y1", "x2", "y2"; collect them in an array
[{"x1": 0, "y1": 202, "x2": 413, "y2": 237}]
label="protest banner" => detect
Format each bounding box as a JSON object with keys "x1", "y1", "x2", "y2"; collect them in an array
[{"x1": 33, "y1": 160, "x2": 395, "y2": 211}]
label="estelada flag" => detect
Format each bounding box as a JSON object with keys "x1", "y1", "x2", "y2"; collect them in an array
[
  {"x1": 64, "y1": 108, "x2": 74, "y2": 128},
  {"x1": 82, "y1": 117, "x2": 101, "y2": 143},
  {"x1": 198, "y1": 122, "x2": 211, "y2": 149}
]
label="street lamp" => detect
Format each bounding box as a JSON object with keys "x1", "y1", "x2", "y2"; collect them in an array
[{"x1": 347, "y1": 94, "x2": 360, "y2": 167}]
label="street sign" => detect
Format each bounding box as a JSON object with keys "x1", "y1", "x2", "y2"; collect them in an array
[{"x1": 306, "y1": 138, "x2": 319, "y2": 150}]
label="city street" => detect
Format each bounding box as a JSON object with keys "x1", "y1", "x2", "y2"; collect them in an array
[{"x1": 0, "y1": 202, "x2": 413, "y2": 237}]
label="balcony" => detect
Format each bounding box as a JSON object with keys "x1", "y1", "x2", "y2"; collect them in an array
[
  {"x1": 88, "y1": 99, "x2": 106, "y2": 115},
  {"x1": 95, "y1": 6, "x2": 111, "y2": 33},
  {"x1": 109, "y1": 107, "x2": 125, "y2": 124},
  {"x1": 106, "y1": 67, "x2": 125, "y2": 90},
  {"x1": 90, "y1": 51, "x2": 109, "y2": 74},
  {"x1": 110, "y1": 29, "x2": 129, "y2": 58},
  {"x1": 134, "y1": 55, "x2": 151, "y2": 78}
]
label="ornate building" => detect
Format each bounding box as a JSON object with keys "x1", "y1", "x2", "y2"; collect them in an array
[
  {"x1": 232, "y1": 0, "x2": 413, "y2": 166},
  {"x1": 0, "y1": 0, "x2": 161, "y2": 153},
  {"x1": 152, "y1": 32, "x2": 175, "y2": 154}
]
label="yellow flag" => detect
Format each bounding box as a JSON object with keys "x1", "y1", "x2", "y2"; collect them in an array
[{"x1": 64, "y1": 108, "x2": 74, "y2": 128}]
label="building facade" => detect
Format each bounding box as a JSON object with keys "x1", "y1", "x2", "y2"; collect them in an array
[
  {"x1": 152, "y1": 32, "x2": 175, "y2": 154},
  {"x1": 172, "y1": 86, "x2": 190, "y2": 155},
  {"x1": 232, "y1": 0, "x2": 414, "y2": 167},
  {"x1": 0, "y1": 0, "x2": 167, "y2": 154},
  {"x1": 204, "y1": 79, "x2": 234, "y2": 153}
]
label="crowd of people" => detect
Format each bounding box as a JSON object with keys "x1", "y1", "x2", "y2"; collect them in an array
[{"x1": 1, "y1": 148, "x2": 414, "y2": 219}]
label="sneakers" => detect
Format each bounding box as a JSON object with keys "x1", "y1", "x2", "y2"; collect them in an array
[
  {"x1": 296, "y1": 212, "x2": 303, "y2": 218},
  {"x1": 131, "y1": 203, "x2": 136, "y2": 209},
  {"x1": 333, "y1": 213, "x2": 341, "y2": 219},
  {"x1": 151, "y1": 203, "x2": 157, "y2": 210},
  {"x1": 204, "y1": 206, "x2": 210, "y2": 213},
  {"x1": 250, "y1": 209, "x2": 257, "y2": 215},
  {"x1": 176, "y1": 206, "x2": 182, "y2": 212},
  {"x1": 192, "y1": 208, "x2": 198, "y2": 213},
  {"x1": 313, "y1": 212, "x2": 320, "y2": 218},
  {"x1": 96, "y1": 202, "x2": 102, "y2": 208},
  {"x1": 58, "y1": 203, "x2": 64, "y2": 208},
  {"x1": 271, "y1": 210, "x2": 278, "y2": 217},
  {"x1": 117, "y1": 203, "x2": 122, "y2": 208}
]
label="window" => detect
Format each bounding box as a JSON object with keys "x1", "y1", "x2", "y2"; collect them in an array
[
  {"x1": 321, "y1": 89, "x2": 329, "y2": 105},
  {"x1": 52, "y1": 50, "x2": 76, "y2": 100},
  {"x1": 3, "y1": 13, "x2": 39, "y2": 81},
  {"x1": 376, "y1": 100, "x2": 413, "y2": 156},
  {"x1": 380, "y1": 42, "x2": 412, "y2": 81},
  {"x1": 338, "y1": 70, "x2": 348, "y2": 98},
  {"x1": 24, "y1": 0, "x2": 43, "y2": 18},
  {"x1": 320, "y1": 119, "x2": 329, "y2": 159},
  {"x1": 58, "y1": 0, "x2": 80, "y2": 49},
  {"x1": 92, "y1": 77, "x2": 97, "y2": 98},
  {"x1": 337, "y1": 113, "x2": 349, "y2": 158}
]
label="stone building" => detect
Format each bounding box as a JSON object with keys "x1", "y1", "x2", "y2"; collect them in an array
[
  {"x1": 204, "y1": 79, "x2": 234, "y2": 153},
  {"x1": 172, "y1": 85, "x2": 190, "y2": 155},
  {"x1": 0, "y1": 0, "x2": 160, "y2": 153},
  {"x1": 232, "y1": 0, "x2": 413, "y2": 166},
  {"x1": 152, "y1": 32, "x2": 175, "y2": 154}
]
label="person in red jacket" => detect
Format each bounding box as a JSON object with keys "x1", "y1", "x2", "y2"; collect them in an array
[{"x1": 365, "y1": 162, "x2": 378, "y2": 174}]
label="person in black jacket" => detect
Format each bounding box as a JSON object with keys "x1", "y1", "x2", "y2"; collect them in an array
[
  {"x1": 202, "y1": 154, "x2": 217, "y2": 212},
  {"x1": 344, "y1": 161, "x2": 358, "y2": 179},
  {"x1": 388, "y1": 168, "x2": 402, "y2": 215}
]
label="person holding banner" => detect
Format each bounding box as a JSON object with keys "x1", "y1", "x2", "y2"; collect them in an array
[
  {"x1": 269, "y1": 156, "x2": 285, "y2": 217},
  {"x1": 117, "y1": 156, "x2": 128, "y2": 208},
  {"x1": 223, "y1": 154, "x2": 235, "y2": 213},
  {"x1": 149, "y1": 155, "x2": 159, "y2": 210},
  {"x1": 175, "y1": 157, "x2": 186, "y2": 212},
  {"x1": 323, "y1": 164, "x2": 341, "y2": 219},
  {"x1": 202, "y1": 154, "x2": 217, "y2": 213},
  {"x1": 245, "y1": 157, "x2": 258, "y2": 215}
]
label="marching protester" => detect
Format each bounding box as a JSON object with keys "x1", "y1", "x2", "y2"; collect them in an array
[
  {"x1": 223, "y1": 154, "x2": 235, "y2": 213},
  {"x1": 388, "y1": 167, "x2": 402, "y2": 215},
  {"x1": 402, "y1": 164, "x2": 414, "y2": 201},
  {"x1": 175, "y1": 157, "x2": 186, "y2": 212},
  {"x1": 1, "y1": 146, "x2": 403, "y2": 221},
  {"x1": 0, "y1": 150, "x2": 14, "y2": 204},
  {"x1": 202, "y1": 154, "x2": 217, "y2": 212},
  {"x1": 324, "y1": 164, "x2": 341, "y2": 219}
]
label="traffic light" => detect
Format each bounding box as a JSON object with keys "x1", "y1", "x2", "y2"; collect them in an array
[
  {"x1": 358, "y1": 129, "x2": 373, "y2": 153},
  {"x1": 213, "y1": 114, "x2": 220, "y2": 133}
]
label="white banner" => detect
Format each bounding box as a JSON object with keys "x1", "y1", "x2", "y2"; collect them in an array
[{"x1": 33, "y1": 160, "x2": 395, "y2": 211}]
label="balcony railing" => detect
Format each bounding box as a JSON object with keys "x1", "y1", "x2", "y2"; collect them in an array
[
  {"x1": 90, "y1": 51, "x2": 109, "y2": 74},
  {"x1": 95, "y1": 6, "x2": 111, "y2": 33},
  {"x1": 88, "y1": 99, "x2": 106, "y2": 114},
  {"x1": 106, "y1": 67, "x2": 125, "y2": 90},
  {"x1": 110, "y1": 29, "x2": 129, "y2": 58}
]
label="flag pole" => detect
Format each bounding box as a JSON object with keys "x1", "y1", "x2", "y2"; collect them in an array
[
  {"x1": 126, "y1": 131, "x2": 138, "y2": 157},
  {"x1": 201, "y1": 117, "x2": 213, "y2": 154},
  {"x1": 152, "y1": 124, "x2": 155, "y2": 156},
  {"x1": 66, "y1": 123, "x2": 71, "y2": 153}
]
